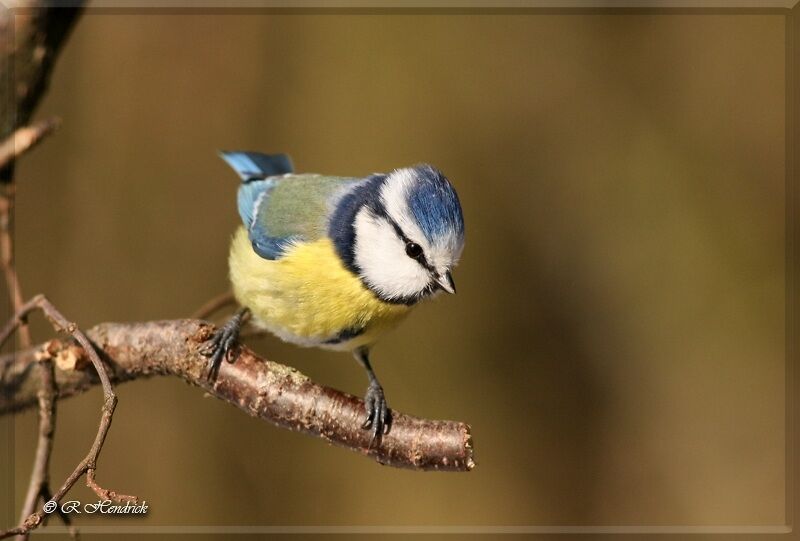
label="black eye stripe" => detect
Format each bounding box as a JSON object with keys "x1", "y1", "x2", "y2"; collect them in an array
[
  {"x1": 385, "y1": 216, "x2": 410, "y2": 243},
  {"x1": 385, "y1": 216, "x2": 435, "y2": 272}
]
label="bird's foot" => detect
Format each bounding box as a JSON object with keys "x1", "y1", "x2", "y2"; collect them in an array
[
  {"x1": 201, "y1": 308, "x2": 248, "y2": 381},
  {"x1": 362, "y1": 381, "x2": 391, "y2": 445}
]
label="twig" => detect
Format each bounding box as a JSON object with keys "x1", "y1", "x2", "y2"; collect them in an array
[
  {"x1": 38, "y1": 484, "x2": 77, "y2": 540},
  {"x1": 0, "y1": 126, "x2": 60, "y2": 540},
  {"x1": 0, "y1": 166, "x2": 45, "y2": 541},
  {"x1": 3, "y1": 125, "x2": 65, "y2": 540},
  {"x1": 14, "y1": 356, "x2": 55, "y2": 539},
  {"x1": 0, "y1": 295, "x2": 137, "y2": 540},
  {"x1": 191, "y1": 291, "x2": 236, "y2": 320},
  {"x1": 0, "y1": 184, "x2": 29, "y2": 348},
  {"x1": 1, "y1": 119, "x2": 63, "y2": 541},
  {"x1": 0, "y1": 319, "x2": 476, "y2": 474},
  {"x1": 85, "y1": 469, "x2": 137, "y2": 505},
  {"x1": 2, "y1": 3, "x2": 83, "y2": 537},
  {"x1": 0, "y1": 118, "x2": 61, "y2": 171}
]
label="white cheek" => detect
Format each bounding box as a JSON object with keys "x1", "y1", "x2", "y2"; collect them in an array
[{"x1": 353, "y1": 211, "x2": 431, "y2": 299}]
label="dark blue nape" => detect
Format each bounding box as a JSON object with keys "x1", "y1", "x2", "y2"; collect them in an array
[{"x1": 328, "y1": 174, "x2": 388, "y2": 273}]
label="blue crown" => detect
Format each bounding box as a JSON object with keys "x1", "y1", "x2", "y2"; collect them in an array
[{"x1": 406, "y1": 165, "x2": 464, "y2": 243}]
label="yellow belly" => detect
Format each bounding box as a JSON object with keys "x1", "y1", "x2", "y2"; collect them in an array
[{"x1": 228, "y1": 227, "x2": 411, "y2": 350}]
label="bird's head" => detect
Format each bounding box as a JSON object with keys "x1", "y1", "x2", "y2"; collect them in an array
[{"x1": 347, "y1": 165, "x2": 465, "y2": 304}]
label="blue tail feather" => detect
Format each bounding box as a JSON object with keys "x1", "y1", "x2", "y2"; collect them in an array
[{"x1": 219, "y1": 151, "x2": 294, "y2": 181}]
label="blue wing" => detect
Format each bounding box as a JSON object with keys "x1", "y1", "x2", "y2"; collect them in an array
[
  {"x1": 236, "y1": 178, "x2": 298, "y2": 259},
  {"x1": 220, "y1": 151, "x2": 357, "y2": 260}
]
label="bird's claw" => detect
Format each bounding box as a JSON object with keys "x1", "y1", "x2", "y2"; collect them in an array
[
  {"x1": 201, "y1": 319, "x2": 241, "y2": 381},
  {"x1": 362, "y1": 381, "x2": 391, "y2": 445}
]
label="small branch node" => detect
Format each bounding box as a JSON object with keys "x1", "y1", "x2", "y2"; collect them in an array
[
  {"x1": 21, "y1": 515, "x2": 39, "y2": 530},
  {"x1": 85, "y1": 470, "x2": 139, "y2": 505},
  {"x1": 34, "y1": 339, "x2": 61, "y2": 361},
  {"x1": 53, "y1": 344, "x2": 87, "y2": 371}
]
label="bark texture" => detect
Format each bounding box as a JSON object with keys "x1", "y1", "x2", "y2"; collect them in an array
[{"x1": 2, "y1": 319, "x2": 476, "y2": 472}]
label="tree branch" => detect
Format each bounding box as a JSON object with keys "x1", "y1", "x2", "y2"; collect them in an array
[
  {"x1": 0, "y1": 117, "x2": 60, "y2": 171},
  {"x1": 1, "y1": 2, "x2": 83, "y2": 142},
  {"x1": 1, "y1": 4, "x2": 83, "y2": 538},
  {"x1": 1, "y1": 318, "x2": 476, "y2": 473},
  {"x1": 0, "y1": 295, "x2": 136, "y2": 540}
]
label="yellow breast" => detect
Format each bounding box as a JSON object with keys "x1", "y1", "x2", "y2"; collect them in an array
[{"x1": 228, "y1": 227, "x2": 411, "y2": 350}]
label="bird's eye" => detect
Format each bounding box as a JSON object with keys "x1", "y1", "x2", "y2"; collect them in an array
[{"x1": 405, "y1": 242, "x2": 423, "y2": 259}]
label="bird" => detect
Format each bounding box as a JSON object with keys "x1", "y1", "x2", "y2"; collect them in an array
[{"x1": 202, "y1": 151, "x2": 465, "y2": 441}]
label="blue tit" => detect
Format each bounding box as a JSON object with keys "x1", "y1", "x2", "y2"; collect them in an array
[{"x1": 203, "y1": 151, "x2": 464, "y2": 439}]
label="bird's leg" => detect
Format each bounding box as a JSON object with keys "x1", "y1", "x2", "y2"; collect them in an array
[
  {"x1": 201, "y1": 307, "x2": 250, "y2": 381},
  {"x1": 354, "y1": 346, "x2": 391, "y2": 444}
]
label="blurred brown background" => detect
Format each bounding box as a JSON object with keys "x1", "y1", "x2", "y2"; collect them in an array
[{"x1": 1, "y1": 10, "x2": 788, "y2": 530}]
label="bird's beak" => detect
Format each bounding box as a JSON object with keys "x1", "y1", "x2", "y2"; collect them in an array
[{"x1": 435, "y1": 270, "x2": 456, "y2": 294}]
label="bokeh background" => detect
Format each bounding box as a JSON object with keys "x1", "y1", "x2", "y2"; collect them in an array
[{"x1": 1, "y1": 9, "x2": 789, "y2": 531}]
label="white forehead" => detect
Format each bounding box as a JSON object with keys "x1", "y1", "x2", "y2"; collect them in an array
[{"x1": 380, "y1": 169, "x2": 427, "y2": 245}]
